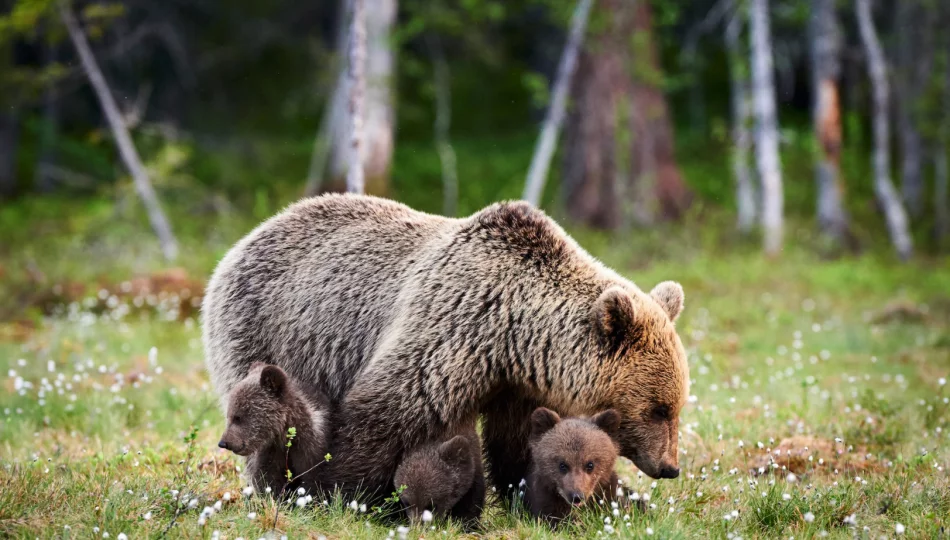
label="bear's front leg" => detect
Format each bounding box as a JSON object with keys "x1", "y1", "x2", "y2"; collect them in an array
[{"x1": 481, "y1": 393, "x2": 541, "y2": 498}]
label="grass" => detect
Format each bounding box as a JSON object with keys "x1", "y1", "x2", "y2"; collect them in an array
[{"x1": 1, "y1": 128, "x2": 949, "y2": 537}]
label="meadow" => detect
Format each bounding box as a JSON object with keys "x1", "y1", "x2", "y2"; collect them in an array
[{"x1": 1, "y1": 131, "x2": 949, "y2": 538}]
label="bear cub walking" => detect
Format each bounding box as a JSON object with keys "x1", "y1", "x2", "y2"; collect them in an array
[
  {"x1": 524, "y1": 407, "x2": 621, "y2": 524},
  {"x1": 217, "y1": 363, "x2": 331, "y2": 495},
  {"x1": 393, "y1": 423, "x2": 485, "y2": 524}
]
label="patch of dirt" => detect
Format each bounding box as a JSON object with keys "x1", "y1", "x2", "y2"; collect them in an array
[
  {"x1": 870, "y1": 300, "x2": 928, "y2": 324},
  {"x1": 748, "y1": 435, "x2": 885, "y2": 476}
]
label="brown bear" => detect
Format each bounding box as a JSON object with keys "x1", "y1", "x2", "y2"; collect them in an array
[
  {"x1": 203, "y1": 194, "x2": 689, "y2": 501},
  {"x1": 524, "y1": 407, "x2": 620, "y2": 524},
  {"x1": 393, "y1": 424, "x2": 485, "y2": 524},
  {"x1": 217, "y1": 363, "x2": 331, "y2": 496}
]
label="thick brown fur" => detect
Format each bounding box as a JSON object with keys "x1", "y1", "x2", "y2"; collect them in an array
[
  {"x1": 393, "y1": 423, "x2": 485, "y2": 525},
  {"x1": 218, "y1": 363, "x2": 331, "y2": 495},
  {"x1": 524, "y1": 408, "x2": 620, "y2": 524},
  {"x1": 202, "y1": 194, "x2": 690, "y2": 500}
]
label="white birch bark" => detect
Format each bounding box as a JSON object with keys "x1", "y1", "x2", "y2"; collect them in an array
[
  {"x1": 855, "y1": 0, "x2": 913, "y2": 260},
  {"x1": 304, "y1": 0, "x2": 349, "y2": 197},
  {"x1": 427, "y1": 36, "x2": 458, "y2": 217},
  {"x1": 725, "y1": 4, "x2": 756, "y2": 233},
  {"x1": 60, "y1": 2, "x2": 178, "y2": 261},
  {"x1": 345, "y1": 0, "x2": 366, "y2": 194},
  {"x1": 749, "y1": 0, "x2": 783, "y2": 255},
  {"x1": 330, "y1": 0, "x2": 395, "y2": 194},
  {"x1": 522, "y1": 0, "x2": 593, "y2": 207}
]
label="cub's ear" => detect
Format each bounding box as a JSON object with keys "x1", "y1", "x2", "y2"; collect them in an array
[
  {"x1": 650, "y1": 281, "x2": 684, "y2": 322},
  {"x1": 438, "y1": 435, "x2": 472, "y2": 467},
  {"x1": 259, "y1": 365, "x2": 287, "y2": 398},
  {"x1": 530, "y1": 407, "x2": 561, "y2": 438},
  {"x1": 591, "y1": 409, "x2": 621, "y2": 435},
  {"x1": 593, "y1": 287, "x2": 637, "y2": 346}
]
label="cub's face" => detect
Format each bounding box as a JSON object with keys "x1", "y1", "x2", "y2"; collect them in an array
[
  {"x1": 217, "y1": 364, "x2": 288, "y2": 456},
  {"x1": 591, "y1": 282, "x2": 689, "y2": 480},
  {"x1": 394, "y1": 435, "x2": 475, "y2": 523},
  {"x1": 529, "y1": 408, "x2": 620, "y2": 507}
]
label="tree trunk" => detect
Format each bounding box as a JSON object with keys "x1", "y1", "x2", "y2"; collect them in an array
[
  {"x1": 810, "y1": 0, "x2": 849, "y2": 244},
  {"x1": 327, "y1": 0, "x2": 395, "y2": 195},
  {"x1": 428, "y1": 35, "x2": 459, "y2": 217},
  {"x1": 749, "y1": 0, "x2": 783, "y2": 255},
  {"x1": 0, "y1": 109, "x2": 17, "y2": 198},
  {"x1": 345, "y1": 0, "x2": 366, "y2": 194},
  {"x1": 936, "y1": 37, "x2": 950, "y2": 245},
  {"x1": 855, "y1": 0, "x2": 913, "y2": 260},
  {"x1": 630, "y1": 0, "x2": 691, "y2": 222},
  {"x1": 893, "y1": 0, "x2": 926, "y2": 217},
  {"x1": 35, "y1": 39, "x2": 59, "y2": 193},
  {"x1": 725, "y1": 4, "x2": 756, "y2": 233},
  {"x1": 562, "y1": 0, "x2": 690, "y2": 229},
  {"x1": 60, "y1": 2, "x2": 179, "y2": 261},
  {"x1": 523, "y1": 0, "x2": 593, "y2": 208},
  {"x1": 304, "y1": 0, "x2": 349, "y2": 197}
]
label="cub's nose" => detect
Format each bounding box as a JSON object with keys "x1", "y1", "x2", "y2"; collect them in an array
[
  {"x1": 218, "y1": 440, "x2": 229, "y2": 450},
  {"x1": 569, "y1": 492, "x2": 584, "y2": 506},
  {"x1": 659, "y1": 466, "x2": 680, "y2": 479}
]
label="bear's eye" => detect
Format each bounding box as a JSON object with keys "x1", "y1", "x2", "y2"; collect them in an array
[
  {"x1": 651, "y1": 405, "x2": 670, "y2": 421},
  {"x1": 559, "y1": 462, "x2": 569, "y2": 474},
  {"x1": 585, "y1": 461, "x2": 595, "y2": 472},
  {"x1": 231, "y1": 415, "x2": 242, "y2": 424}
]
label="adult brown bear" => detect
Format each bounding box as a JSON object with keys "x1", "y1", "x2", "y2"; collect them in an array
[{"x1": 203, "y1": 194, "x2": 689, "y2": 499}]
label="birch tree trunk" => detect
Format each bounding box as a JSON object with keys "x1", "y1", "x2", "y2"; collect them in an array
[
  {"x1": 345, "y1": 0, "x2": 366, "y2": 194},
  {"x1": 328, "y1": 0, "x2": 395, "y2": 195},
  {"x1": 855, "y1": 0, "x2": 913, "y2": 260},
  {"x1": 427, "y1": 35, "x2": 458, "y2": 217},
  {"x1": 725, "y1": 5, "x2": 756, "y2": 233},
  {"x1": 810, "y1": 0, "x2": 849, "y2": 243},
  {"x1": 523, "y1": 0, "x2": 593, "y2": 207},
  {"x1": 749, "y1": 0, "x2": 783, "y2": 255},
  {"x1": 304, "y1": 0, "x2": 349, "y2": 197},
  {"x1": 60, "y1": 1, "x2": 178, "y2": 261}
]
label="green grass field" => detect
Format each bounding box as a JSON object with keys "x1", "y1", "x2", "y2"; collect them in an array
[{"x1": 1, "y1": 191, "x2": 949, "y2": 539}]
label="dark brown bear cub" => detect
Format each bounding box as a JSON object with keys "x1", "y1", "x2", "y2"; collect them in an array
[
  {"x1": 525, "y1": 407, "x2": 620, "y2": 524},
  {"x1": 393, "y1": 424, "x2": 485, "y2": 525},
  {"x1": 218, "y1": 363, "x2": 331, "y2": 495}
]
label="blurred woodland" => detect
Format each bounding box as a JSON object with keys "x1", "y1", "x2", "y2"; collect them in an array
[{"x1": 1, "y1": 0, "x2": 950, "y2": 260}]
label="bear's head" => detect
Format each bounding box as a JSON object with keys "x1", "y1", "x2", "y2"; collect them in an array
[
  {"x1": 529, "y1": 407, "x2": 619, "y2": 507},
  {"x1": 590, "y1": 281, "x2": 689, "y2": 480},
  {"x1": 217, "y1": 363, "x2": 290, "y2": 456},
  {"x1": 394, "y1": 435, "x2": 477, "y2": 523}
]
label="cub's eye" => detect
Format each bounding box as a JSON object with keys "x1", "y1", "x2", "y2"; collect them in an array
[
  {"x1": 651, "y1": 405, "x2": 670, "y2": 421},
  {"x1": 558, "y1": 462, "x2": 569, "y2": 474},
  {"x1": 231, "y1": 415, "x2": 242, "y2": 424},
  {"x1": 585, "y1": 461, "x2": 595, "y2": 472}
]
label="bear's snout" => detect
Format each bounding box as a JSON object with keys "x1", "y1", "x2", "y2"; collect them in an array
[
  {"x1": 217, "y1": 440, "x2": 230, "y2": 450},
  {"x1": 658, "y1": 465, "x2": 680, "y2": 479}
]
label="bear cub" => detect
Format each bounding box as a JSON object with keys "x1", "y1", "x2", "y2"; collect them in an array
[
  {"x1": 393, "y1": 424, "x2": 485, "y2": 525},
  {"x1": 524, "y1": 407, "x2": 621, "y2": 524},
  {"x1": 217, "y1": 363, "x2": 331, "y2": 495}
]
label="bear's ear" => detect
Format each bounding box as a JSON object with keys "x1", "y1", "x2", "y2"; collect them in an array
[
  {"x1": 530, "y1": 407, "x2": 561, "y2": 438},
  {"x1": 592, "y1": 287, "x2": 637, "y2": 346},
  {"x1": 259, "y1": 365, "x2": 287, "y2": 398},
  {"x1": 650, "y1": 281, "x2": 684, "y2": 322},
  {"x1": 438, "y1": 435, "x2": 472, "y2": 467},
  {"x1": 591, "y1": 409, "x2": 621, "y2": 435}
]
